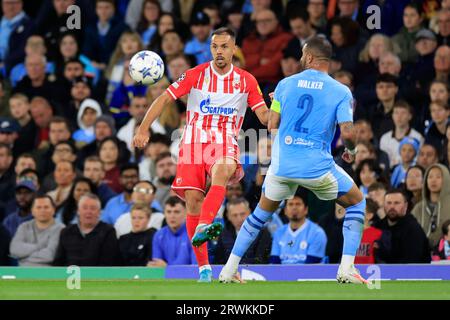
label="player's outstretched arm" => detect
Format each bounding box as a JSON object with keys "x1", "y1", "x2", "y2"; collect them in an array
[
  {"x1": 133, "y1": 91, "x2": 172, "y2": 149},
  {"x1": 268, "y1": 110, "x2": 280, "y2": 133},
  {"x1": 339, "y1": 121, "x2": 357, "y2": 164},
  {"x1": 255, "y1": 105, "x2": 269, "y2": 126}
]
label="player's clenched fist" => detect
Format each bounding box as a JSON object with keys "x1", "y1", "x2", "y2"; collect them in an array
[{"x1": 133, "y1": 131, "x2": 150, "y2": 149}]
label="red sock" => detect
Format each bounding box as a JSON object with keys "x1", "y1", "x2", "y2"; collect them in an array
[
  {"x1": 199, "y1": 185, "x2": 226, "y2": 225},
  {"x1": 186, "y1": 214, "x2": 209, "y2": 267}
]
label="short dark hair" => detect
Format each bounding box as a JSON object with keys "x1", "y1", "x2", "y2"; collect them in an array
[
  {"x1": 54, "y1": 140, "x2": 77, "y2": 155},
  {"x1": 368, "y1": 182, "x2": 387, "y2": 193},
  {"x1": 149, "y1": 133, "x2": 171, "y2": 147},
  {"x1": 19, "y1": 168, "x2": 39, "y2": 178},
  {"x1": 442, "y1": 219, "x2": 450, "y2": 236},
  {"x1": 155, "y1": 151, "x2": 173, "y2": 166},
  {"x1": 366, "y1": 198, "x2": 379, "y2": 214},
  {"x1": 212, "y1": 27, "x2": 236, "y2": 40},
  {"x1": 133, "y1": 180, "x2": 157, "y2": 193},
  {"x1": 385, "y1": 188, "x2": 408, "y2": 202},
  {"x1": 17, "y1": 153, "x2": 35, "y2": 162},
  {"x1": 303, "y1": 36, "x2": 333, "y2": 60},
  {"x1": 0, "y1": 143, "x2": 12, "y2": 156},
  {"x1": 65, "y1": 57, "x2": 84, "y2": 68},
  {"x1": 32, "y1": 195, "x2": 56, "y2": 209},
  {"x1": 376, "y1": 73, "x2": 398, "y2": 86},
  {"x1": 290, "y1": 188, "x2": 309, "y2": 207},
  {"x1": 393, "y1": 100, "x2": 413, "y2": 114},
  {"x1": 120, "y1": 163, "x2": 139, "y2": 175},
  {"x1": 165, "y1": 196, "x2": 185, "y2": 208},
  {"x1": 287, "y1": 8, "x2": 309, "y2": 22},
  {"x1": 50, "y1": 116, "x2": 72, "y2": 132}
]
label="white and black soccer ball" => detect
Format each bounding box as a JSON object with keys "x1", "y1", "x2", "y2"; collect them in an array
[{"x1": 129, "y1": 50, "x2": 165, "y2": 85}]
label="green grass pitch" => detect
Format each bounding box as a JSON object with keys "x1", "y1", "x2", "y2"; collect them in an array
[{"x1": 1, "y1": 280, "x2": 449, "y2": 300}]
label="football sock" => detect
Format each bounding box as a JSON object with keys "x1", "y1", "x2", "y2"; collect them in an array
[
  {"x1": 229, "y1": 205, "x2": 273, "y2": 262},
  {"x1": 341, "y1": 198, "x2": 366, "y2": 270},
  {"x1": 186, "y1": 214, "x2": 209, "y2": 268},
  {"x1": 198, "y1": 185, "x2": 226, "y2": 225}
]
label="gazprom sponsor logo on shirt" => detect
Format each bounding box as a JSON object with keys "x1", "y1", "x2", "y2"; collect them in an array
[{"x1": 199, "y1": 95, "x2": 237, "y2": 115}]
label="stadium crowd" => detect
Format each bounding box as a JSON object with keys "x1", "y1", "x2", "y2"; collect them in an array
[{"x1": 0, "y1": 0, "x2": 449, "y2": 267}]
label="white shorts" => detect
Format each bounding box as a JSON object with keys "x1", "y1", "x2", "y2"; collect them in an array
[{"x1": 263, "y1": 164, "x2": 355, "y2": 201}]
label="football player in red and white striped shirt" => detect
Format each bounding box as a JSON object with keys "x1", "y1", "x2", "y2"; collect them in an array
[{"x1": 134, "y1": 27, "x2": 269, "y2": 282}]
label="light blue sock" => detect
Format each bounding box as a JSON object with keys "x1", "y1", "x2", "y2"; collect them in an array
[
  {"x1": 342, "y1": 198, "x2": 366, "y2": 256},
  {"x1": 231, "y1": 205, "x2": 273, "y2": 257}
]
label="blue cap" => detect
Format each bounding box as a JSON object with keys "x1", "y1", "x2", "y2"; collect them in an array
[
  {"x1": 190, "y1": 11, "x2": 210, "y2": 26},
  {"x1": 0, "y1": 118, "x2": 20, "y2": 133},
  {"x1": 15, "y1": 180, "x2": 37, "y2": 192},
  {"x1": 399, "y1": 137, "x2": 420, "y2": 155}
]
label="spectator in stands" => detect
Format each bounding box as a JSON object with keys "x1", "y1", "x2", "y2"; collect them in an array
[
  {"x1": 203, "y1": 3, "x2": 221, "y2": 29},
  {"x1": 355, "y1": 73, "x2": 398, "y2": 139},
  {"x1": 47, "y1": 160, "x2": 77, "y2": 208},
  {"x1": 10, "y1": 195, "x2": 64, "y2": 266},
  {"x1": 431, "y1": 219, "x2": 450, "y2": 261},
  {"x1": 390, "y1": 137, "x2": 420, "y2": 188},
  {"x1": 73, "y1": 98, "x2": 103, "y2": 148},
  {"x1": 53, "y1": 58, "x2": 85, "y2": 108},
  {"x1": 367, "y1": 182, "x2": 387, "y2": 220},
  {"x1": 412, "y1": 164, "x2": 450, "y2": 247},
  {"x1": 0, "y1": 117, "x2": 20, "y2": 157},
  {"x1": 66, "y1": 76, "x2": 93, "y2": 126},
  {"x1": 224, "y1": 4, "x2": 244, "y2": 46},
  {"x1": 184, "y1": 11, "x2": 213, "y2": 65},
  {"x1": 280, "y1": 50, "x2": 301, "y2": 78},
  {"x1": 54, "y1": 32, "x2": 98, "y2": 83},
  {"x1": 135, "y1": 0, "x2": 161, "y2": 46},
  {"x1": 307, "y1": 0, "x2": 327, "y2": 32},
  {"x1": 392, "y1": 3, "x2": 424, "y2": 63},
  {"x1": 117, "y1": 94, "x2": 165, "y2": 156},
  {"x1": 30, "y1": 97, "x2": 54, "y2": 150},
  {"x1": 114, "y1": 180, "x2": 164, "y2": 237},
  {"x1": 119, "y1": 203, "x2": 157, "y2": 266},
  {"x1": 41, "y1": 140, "x2": 78, "y2": 193},
  {"x1": 35, "y1": 117, "x2": 72, "y2": 178},
  {"x1": 166, "y1": 54, "x2": 192, "y2": 83},
  {"x1": 14, "y1": 153, "x2": 36, "y2": 178},
  {"x1": 404, "y1": 165, "x2": 425, "y2": 207},
  {"x1": 380, "y1": 101, "x2": 424, "y2": 168},
  {"x1": 83, "y1": 156, "x2": 116, "y2": 207},
  {"x1": 53, "y1": 193, "x2": 122, "y2": 266},
  {"x1": 355, "y1": 159, "x2": 386, "y2": 197},
  {"x1": 138, "y1": 133, "x2": 171, "y2": 182},
  {"x1": 355, "y1": 34, "x2": 399, "y2": 86},
  {"x1": 425, "y1": 102, "x2": 449, "y2": 151},
  {"x1": 8, "y1": 94, "x2": 36, "y2": 156},
  {"x1": 148, "y1": 12, "x2": 179, "y2": 55},
  {"x1": 161, "y1": 29, "x2": 186, "y2": 64},
  {"x1": 270, "y1": 190, "x2": 327, "y2": 264},
  {"x1": 13, "y1": 54, "x2": 55, "y2": 101},
  {"x1": 9, "y1": 35, "x2": 51, "y2": 88},
  {"x1": 410, "y1": 29, "x2": 438, "y2": 95},
  {"x1": 419, "y1": 80, "x2": 450, "y2": 131},
  {"x1": 417, "y1": 143, "x2": 439, "y2": 170},
  {"x1": 284, "y1": 9, "x2": 317, "y2": 63},
  {"x1": 2, "y1": 179, "x2": 36, "y2": 237},
  {"x1": 153, "y1": 152, "x2": 176, "y2": 206},
  {"x1": 77, "y1": 115, "x2": 119, "y2": 166},
  {"x1": 0, "y1": 0, "x2": 34, "y2": 75},
  {"x1": 57, "y1": 177, "x2": 98, "y2": 226},
  {"x1": 0, "y1": 143, "x2": 15, "y2": 211},
  {"x1": 436, "y1": 9, "x2": 450, "y2": 46},
  {"x1": 98, "y1": 137, "x2": 131, "y2": 193},
  {"x1": 102, "y1": 163, "x2": 140, "y2": 224},
  {"x1": 105, "y1": 31, "x2": 143, "y2": 107},
  {"x1": 242, "y1": 9, "x2": 293, "y2": 88},
  {"x1": 354, "y1": 198, "x2": 382, "y2": 264},
  {"x1": 82, "y1": 0, "x2": 129, "y2": 70},
  {"x1": 374, "y1": 189, "x2": 430, "y2": 263},
  {"x1": 0, "y1": 224, "x2": 10, "y2": 265},
  {"x1": 149, "y1": 196, "x2": 195, "y2": 266},
  {"x1": 214, "y1": 197, "x2": 271, "y2": 264},
  {"x1": 328, "y1": 17, "x2": 361, "y2": 74}
]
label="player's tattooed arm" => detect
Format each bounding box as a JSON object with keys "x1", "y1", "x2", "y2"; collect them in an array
[{"x1": 339, "y1": 121, "x2": 356, "y2": 151}]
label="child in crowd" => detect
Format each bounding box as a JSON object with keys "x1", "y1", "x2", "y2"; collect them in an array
[
  {"x1": 432, "y1": 220, "x2": 450, "y2": 261},
  {"x1": 390, "y1": 137, "x2": 420, "y2": 188},
  {"x1": 73, "y1": 99, "x2": 102, "y2": 147},
  {"x1": 355, "y1": 198, "x2": 382, "y2": 264}
]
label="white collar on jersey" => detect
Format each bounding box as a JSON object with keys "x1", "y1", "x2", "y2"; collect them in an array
[
  {"x1": 288, "y1": 219, "x2": 309, "y2": 238},
  {"x1": 210, "y1": 61, "x2": 234, "y2": 79}
]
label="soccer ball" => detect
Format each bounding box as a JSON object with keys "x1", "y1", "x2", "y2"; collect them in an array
[{"x1": 129, "y1": 50, "x2": 165, "y2": 85}]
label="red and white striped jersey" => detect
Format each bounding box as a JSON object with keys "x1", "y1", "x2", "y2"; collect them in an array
[{"x1": 166, "y1": 61, "x2": 266, "y2": 145}]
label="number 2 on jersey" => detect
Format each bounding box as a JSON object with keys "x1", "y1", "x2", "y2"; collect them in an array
[{"x1": 294, "y1": 94, "x2": 313, "y2": 134}]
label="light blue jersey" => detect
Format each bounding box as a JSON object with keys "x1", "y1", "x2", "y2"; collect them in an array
[
  {"x1": 271, "y1": 219, "x2": 327, "y2": 264},
  {"x1": 269, "y1": 69, "x2": 353, "y2": 179}
]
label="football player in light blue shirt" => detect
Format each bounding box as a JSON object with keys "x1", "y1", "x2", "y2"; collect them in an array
[
  {"x1": 270, "y1": 192, "x2": 327, "y2": 264},
  {"x1": 220, "y1": 37, "x2": 368, "y2": 284}
]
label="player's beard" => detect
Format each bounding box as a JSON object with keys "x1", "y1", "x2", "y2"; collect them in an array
[
  {"x1": 159, "y1": 175, "x2": 175, "y2": 185},
  {"x1": 214, "y1": 56, "x2": 227, "y2": 69}
]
